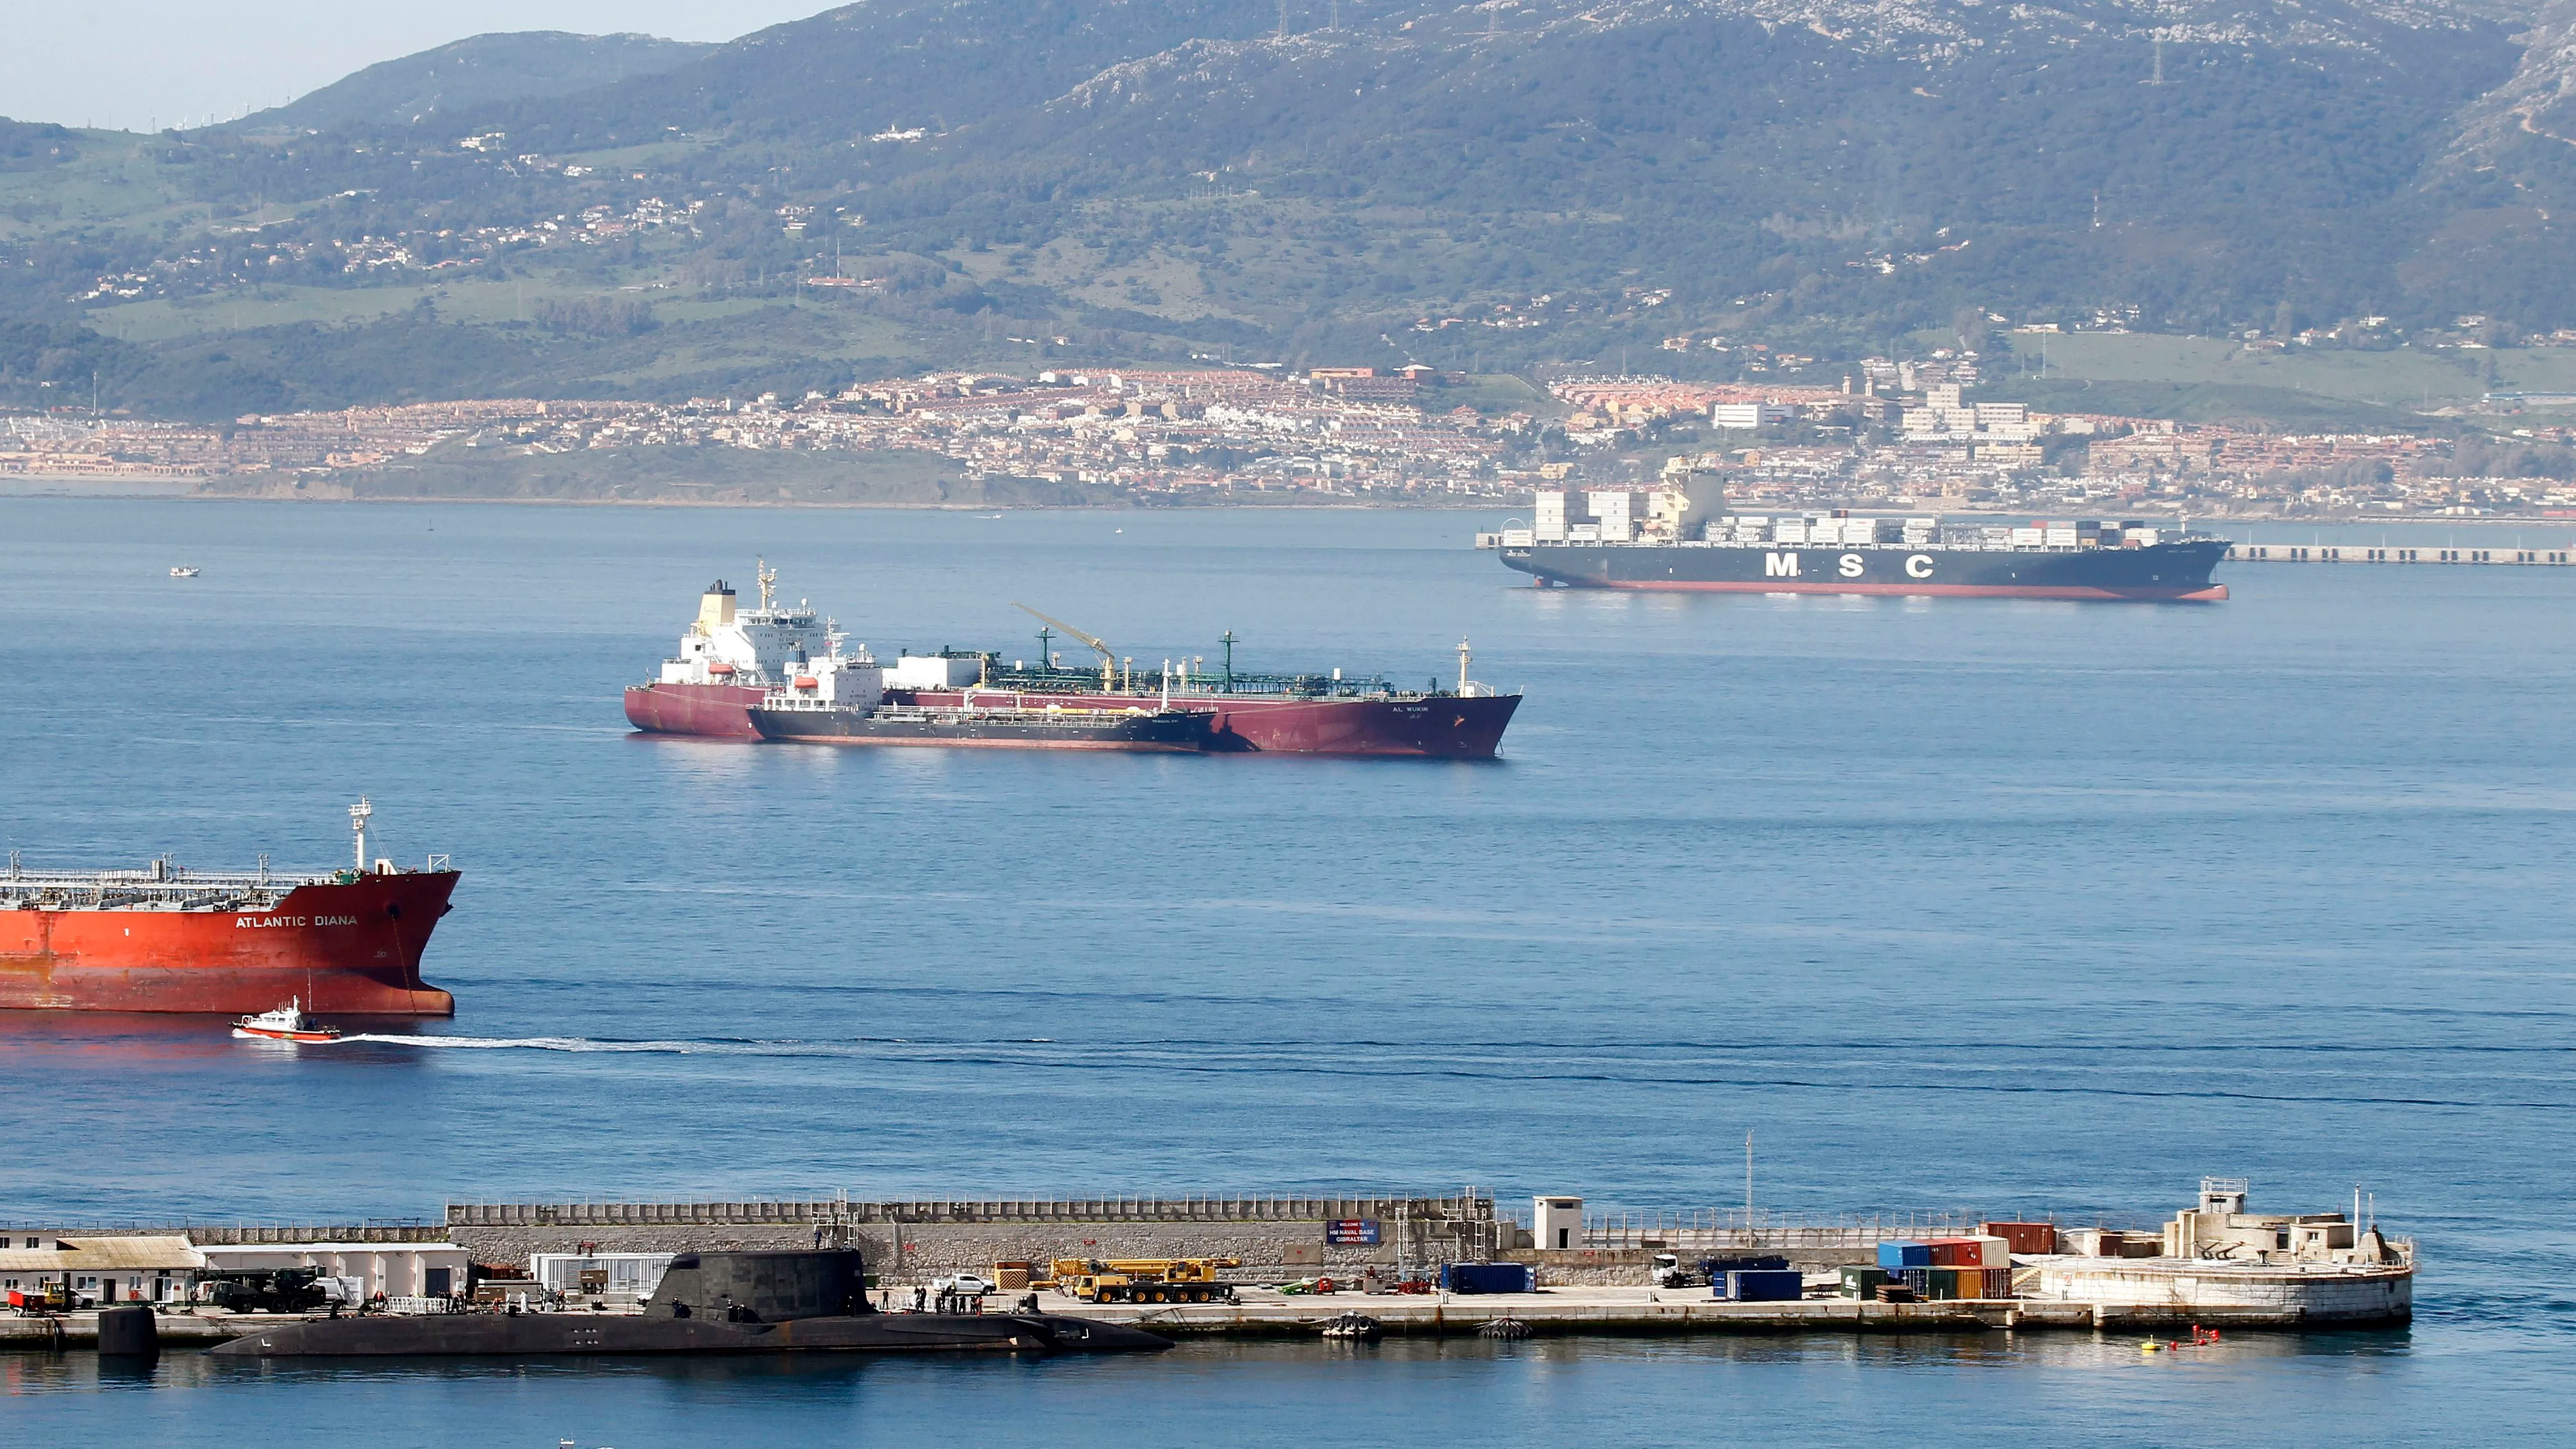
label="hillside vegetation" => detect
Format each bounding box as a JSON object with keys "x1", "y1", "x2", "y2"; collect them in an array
[
  {"x1": 244, "y1": 31, "x2": 717, "y2": 134},
  {"x1": 1, "y1": 1, "x2": 2570, "y2": 419}
]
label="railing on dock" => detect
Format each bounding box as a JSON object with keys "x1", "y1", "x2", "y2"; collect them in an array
[
  {"x1": 1, "y1": 1220, "x2": 448, "y2": 1244},
  {"x1": 1570, "y1": 1209, "x2": 1982, "y2": 1252},
  {"x1": 445, "y1": 1195, "x2": 1496, "y2": 1228}
]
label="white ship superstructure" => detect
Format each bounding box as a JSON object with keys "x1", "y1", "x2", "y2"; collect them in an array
[{"x1": 655, "y1": 560, "x2": 867, "y2": 688}]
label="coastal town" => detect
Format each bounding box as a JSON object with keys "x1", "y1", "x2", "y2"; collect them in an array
[{"x1": 6, "y1": 360, "x2": 2573, "y2": 518}]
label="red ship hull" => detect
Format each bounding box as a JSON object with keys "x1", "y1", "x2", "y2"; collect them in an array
[
  {"x1": 629, "y1": 682, "x2": 1517, "y2": 758},
  {"x1": 0, "y1": 872, "x2": 459, "y2": 1016},
  {"x1": 901, "y1": 690, "x2": 1520, "y2": 757},
  {"x1": 625, "y1": 682, "x2": 767, "y2": 739}
]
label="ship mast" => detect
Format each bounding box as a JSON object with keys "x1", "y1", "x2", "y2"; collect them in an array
[
  {"x1": 350, "y1": 798, "x2": 373, "y2": 874},
  {"x1": 757, "y1": 558, "x2": 776, "y2": 613},
  {"x1": 1457, "y1": 639, "x2": 1473, "y2": 696}
]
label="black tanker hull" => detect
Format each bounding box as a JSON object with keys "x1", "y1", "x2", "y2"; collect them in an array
[
  {"x1": 749, "y1": 708, "x2": 1209, "y2": 751},
  {"x1": 207, "y1": 1311, "x2": 1171, "y2": 1358},
  {"x1": 1501, "y1": 540, "x2": 2229, "y2": 600}
]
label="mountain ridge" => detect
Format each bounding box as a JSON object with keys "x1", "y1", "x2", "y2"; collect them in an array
[{"x1": 241, "y1": 30, "x2": 716, "y2": 134}]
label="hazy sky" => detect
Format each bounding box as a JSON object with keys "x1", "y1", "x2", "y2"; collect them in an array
[{"x1": 5, "y1": 2, "x2": 822, "y2": 133}]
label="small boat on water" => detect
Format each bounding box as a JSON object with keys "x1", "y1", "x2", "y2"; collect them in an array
[
  {"x1": 170, "y1": 567, "x2": 200, "y2": 578},
  {"x1": 231, "y1": 999, "x2": 342, "y2": 1044}
]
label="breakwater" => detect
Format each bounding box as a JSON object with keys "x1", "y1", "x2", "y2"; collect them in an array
[
  {"x1": 3, "y1": 1181, "x2": 2412, "y2": 1341},
  {"x1": 2226, "y1": 541, "x2": 2574, "y2": 564}
]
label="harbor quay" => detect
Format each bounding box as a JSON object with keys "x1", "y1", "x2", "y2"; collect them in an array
[
  {"x1": 1, "y1": 1180, "x2": 2413, "y2": 1350},
  {"x1": 2226, "y1": 541, "x2": 2575, "y2": 565}
]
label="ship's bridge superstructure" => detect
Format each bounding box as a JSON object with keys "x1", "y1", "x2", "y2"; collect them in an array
[{"x1": 657, "y1": 561, "x2": 868, "y2": 688}]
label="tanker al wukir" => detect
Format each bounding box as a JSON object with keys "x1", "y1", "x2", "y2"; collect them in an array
[{"x1": 0, "y1": 799, "x2": 457, "y2": 1016}]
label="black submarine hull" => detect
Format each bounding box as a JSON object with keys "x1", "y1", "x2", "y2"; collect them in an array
[{"x1": 208, "y1": 1310, "x2": 1171, "y2": 1357}]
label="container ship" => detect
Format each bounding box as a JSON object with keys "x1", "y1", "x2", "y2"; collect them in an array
[
  {"x1": 0, "y1": 801, "x2": 457, "y2": 1016},
  {"x1": 625, "y1": 567, "x2": 1519, "y2": 757},
  {"x1": 1479, "y1": 478, "x2": 2228, "y2": 601}
]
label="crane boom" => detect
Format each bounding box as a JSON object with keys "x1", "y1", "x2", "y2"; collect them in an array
[
  {"x1": 1012, "y1": 603, "x2": 1112, "y2": 660},
  {"x1": 1012, "y1": 603, "x2": 1117, "y2": 688}
]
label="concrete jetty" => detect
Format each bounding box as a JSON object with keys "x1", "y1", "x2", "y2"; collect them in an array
[
  {"x1": 2, "y1": 1180, "x2": 2411, "y2": 1347},
  {"x1": 0, "y1": 1278, "x2": 2398, "y2": 1351},
  {"x1": 2226, "y1": 541, "x2": 2573, "y2": 565},
  {"x1": 1026, "y1": 1281, "x2": 2400, "y2": 1337}
]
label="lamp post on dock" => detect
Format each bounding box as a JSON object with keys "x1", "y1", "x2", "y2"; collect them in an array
[{"x1": 1745, "y1": 1131, "x2": 1754, "y2": 1227}]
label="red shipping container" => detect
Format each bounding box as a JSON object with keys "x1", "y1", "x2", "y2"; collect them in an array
[
  {"x1": 1979, "y1": 1222, "x2": 2057, "y2": 1256},
  {"x1": 1926, "y1": 1238, "x2": 1980, "y2": 1267}
]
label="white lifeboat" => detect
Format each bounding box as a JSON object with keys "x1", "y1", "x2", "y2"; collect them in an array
[{"x1": 231, "y1": 998, "x2": 343, "y2": 1044}]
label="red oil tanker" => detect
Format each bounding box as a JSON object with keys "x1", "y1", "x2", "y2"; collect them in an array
[
  {"x1": 0, "y1": 800, "x2": 458, "y2": 1016},
  {"x1": 624, "y1": 567, "x2": 1519, "y2": 759}
]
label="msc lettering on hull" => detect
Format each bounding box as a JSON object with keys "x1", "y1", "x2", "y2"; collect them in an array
[
  {"x1": 1497, "y1": 534, "x2": 2231, "y2": 600},
  {"x1": 1771, "y1": 552, "x2": 1941, "y2": 581}
]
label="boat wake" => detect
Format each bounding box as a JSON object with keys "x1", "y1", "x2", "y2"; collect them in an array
[
  {"x1": 344, "y1": 1034, "x2": 744, "y2": 1053},
  {"x1": 338, "y1": 1034, "x2": 1060, "y2": 1055}
]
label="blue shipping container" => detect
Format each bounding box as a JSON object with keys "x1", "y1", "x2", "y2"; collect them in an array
[
  {"x1": 1722, "y1": 1269, "x2": 1804, "y2": 1302},
  {"x1": 1441, "y1": 1262, "x2": 1535, "y2": 1294},
  {"x1": 1877, "y1": 1241, "x2": 1934, "y2": 1269}
]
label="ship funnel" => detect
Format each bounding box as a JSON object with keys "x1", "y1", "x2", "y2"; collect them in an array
[
  {"x1": 1669, "y1": 465, "x2": 1725, "y2": 539},
  {"x1": 699, "y1": 580, "x2": 738, "y2": 632}
]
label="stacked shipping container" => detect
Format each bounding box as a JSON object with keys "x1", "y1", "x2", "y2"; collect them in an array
[
  {"x1": 1978, "y1": 1222, "x2": 2058, "y2": 1256},
  {"x1": 1854, "y1": 1236, "x2": 2014, "y2": 1301},
  {"x1": 1720, "y1": 1269, "x2": 1804, "y2": 1302}
]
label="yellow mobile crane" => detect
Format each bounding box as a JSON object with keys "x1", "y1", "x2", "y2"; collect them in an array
[
  {"x1": 1013, "y1": 602, "x2": 1127, "y2": 690},
  {"x1": 1046, "y1": 1257, "x2": 1242, "y2": 1305}
]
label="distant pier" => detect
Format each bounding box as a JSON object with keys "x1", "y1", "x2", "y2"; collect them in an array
[{"x1": 2228, "y1": 542, "x2": 2573, "y2": 565}]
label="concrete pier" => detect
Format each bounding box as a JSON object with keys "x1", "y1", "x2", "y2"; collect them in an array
[
  {"x1": 0, "y1": 1311, "x2": 247, "y2": 1350},
  {"x1": 0, "y1": 1284, "x2": 2397, "y2": 1351},
  {"x1": 2, "y1": 1181, "x2": 2412, "y2": 1344},
  {"x1": 2226, "y1": 542, "x2": 2574, "y2": 565},
  {"x1": 1052, "y1": 1284, "x2": 2397, "y2": 1336}
]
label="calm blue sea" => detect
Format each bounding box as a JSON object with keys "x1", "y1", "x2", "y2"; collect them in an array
[{"x1": 2, "y1": 500, "x2": 2572, "y2": 1445}]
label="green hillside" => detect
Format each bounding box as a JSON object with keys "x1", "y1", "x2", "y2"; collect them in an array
[{"x1": 1, "y1": 1, "x2": 2566, "y2": 420}]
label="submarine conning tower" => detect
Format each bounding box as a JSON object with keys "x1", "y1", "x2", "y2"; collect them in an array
[{"x1": 644, "y1": 1249, "x2": 868, "y2": 1323}]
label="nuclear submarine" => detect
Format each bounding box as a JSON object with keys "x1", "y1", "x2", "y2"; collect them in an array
[{"x1": 209, "y1": 1249, "x2": 1172, "y2": 1358}]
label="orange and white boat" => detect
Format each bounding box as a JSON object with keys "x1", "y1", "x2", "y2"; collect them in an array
[{"x1": 230, "y1": 998, "x2": 343, "y2": 1044}]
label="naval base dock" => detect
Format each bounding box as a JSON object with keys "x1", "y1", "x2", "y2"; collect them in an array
[{"x1": 3, "y1": 1179, "x2": 2410, "y2": 1351}]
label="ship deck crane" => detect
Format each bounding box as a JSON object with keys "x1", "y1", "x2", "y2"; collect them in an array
[{"x1": 1013, "y1": 603, "x2": 1120, "y2": 690}]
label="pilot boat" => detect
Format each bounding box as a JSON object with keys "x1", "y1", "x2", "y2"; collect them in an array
[{"x1": 231, "y1": 998, "x2": 343, "y2": 1044}]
